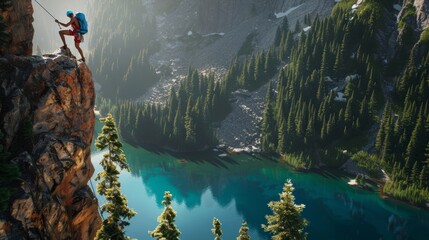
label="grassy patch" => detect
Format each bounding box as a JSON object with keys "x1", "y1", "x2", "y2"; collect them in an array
[
  {"x1": 418, "y1": 28, "x2": 429, "y2": 43},
  {"x1": 398, "y1": 3, "x2": 416, "y2": 29},
  {"x1": 384, "y1": 181, "x2": 429, "y2": 206},
  {"x1": 350, "y1": 151, "x2": 382, "y2": 177},
  {"x1": 281, "y1": 152, "x2": 313, "y2": 170}
]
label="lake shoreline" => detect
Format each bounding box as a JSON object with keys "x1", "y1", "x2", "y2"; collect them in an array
[{"x1": 124, "y1": 141, "x2": 429, "y2": 211}]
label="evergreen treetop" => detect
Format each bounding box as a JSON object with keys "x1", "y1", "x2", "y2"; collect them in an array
[
  {"x1": 262, "y1": 179, "x2": 308, "y2": 240},
  {"x1": 212, "y1": 217, "x2": 223, "y2": 240},
  {"x1": 149, "y1": 191, "x2": 181, "y2": 240},
  {"x1": 237, "y1": 221, "x2": 251, "y2": 240},
  {"x1": 94, "y1": 113, "x2": 136, "y2": 240}
]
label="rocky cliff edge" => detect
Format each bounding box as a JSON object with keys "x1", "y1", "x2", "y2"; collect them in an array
[{"x1": 0, "y1": 49, "x2": 101, "y2": 239}]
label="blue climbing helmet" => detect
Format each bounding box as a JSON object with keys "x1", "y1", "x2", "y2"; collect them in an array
[{"x1": 66, "y1": 10, "x2": 73, "y2": 16}]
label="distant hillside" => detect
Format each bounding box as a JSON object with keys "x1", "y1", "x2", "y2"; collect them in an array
[{"x1": 86, "y1": 0, "x2": 334, "y2": 99}]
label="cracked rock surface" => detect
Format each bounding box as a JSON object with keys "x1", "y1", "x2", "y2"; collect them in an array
[{"x1": 0, "y1": 49, "x2": 101, "y2": 240}]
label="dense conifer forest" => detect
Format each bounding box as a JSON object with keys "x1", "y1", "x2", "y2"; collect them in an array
[
  {"x1": 261, "y1": 0, "x2": 429, "y2": 205},
  {"x1": 96, "y1": 0, "x2": 429, "y2": 205}
]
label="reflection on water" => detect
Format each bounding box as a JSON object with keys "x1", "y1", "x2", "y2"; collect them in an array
[{"x1": 91, "y1": 143, "x2": 429, "y2": 240}]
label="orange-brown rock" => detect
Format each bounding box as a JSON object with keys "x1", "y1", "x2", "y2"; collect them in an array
[
  {"x1": 0, "y1": 49, "x2": 101, "y2": 239},
  {"x1": 0, "y1": 0, "x2": 34, "y2": 56}
]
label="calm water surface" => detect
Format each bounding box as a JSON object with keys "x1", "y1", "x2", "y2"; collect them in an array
[{"x1": 91, "y1": 142, "x2": 429, "y2": 240}]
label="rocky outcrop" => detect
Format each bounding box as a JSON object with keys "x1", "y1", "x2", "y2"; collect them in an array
[
  {"x1": 413, "y1": 0, "x2": 429, "y2": 30},
  {"x1": 0, "y1": 0, "x2": 34, "y2": 56},
  {"x1": 396, "y1": 0, "x2": 429, "y2": 65},
  {"x1": 0, "y1": 50, "x2": 101, "y2": 239}
]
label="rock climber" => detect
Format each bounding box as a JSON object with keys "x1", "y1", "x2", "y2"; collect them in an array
[{"x1": 55, "y1": 10, "x2": 85, "y2": 62}]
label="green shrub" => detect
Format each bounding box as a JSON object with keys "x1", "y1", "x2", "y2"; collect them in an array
[
  {"x1": 351, "y1": 151, "x2": 381, "y2": 177},
  {"x1": 418, "y1": 28, "x2": 429, "y2": 43},
  {"x1": 384, "y1": 181, "x2": 429, "y2": 206},
  {"x1": 281, "y1": 152, "x2": 313, "y2": 170}
]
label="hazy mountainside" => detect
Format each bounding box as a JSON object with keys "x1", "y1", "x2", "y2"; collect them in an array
[
  {"x1": 87, "y1": 0, "x2": 158, "y2": 99},
  {"x1": 151, "y1": 0, "x2": 334, "y2": 68},
  {"x1": 86, "y1": 0, "x2": 334, "y2": 100},
  {"x1": 1, "y1": 0, "x2": 101, "y2": 238}
]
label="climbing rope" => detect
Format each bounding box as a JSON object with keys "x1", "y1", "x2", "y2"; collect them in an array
[
  {"x1": 89, "y1": 178, "x2": 105, "y2": 220},
  {"x1": 33, "y1": 0, "x2": 61, "y2": 28}
]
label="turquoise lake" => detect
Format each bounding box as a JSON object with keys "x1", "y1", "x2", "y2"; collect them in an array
[{"x1": 91, "y1": 140, "x2": 429, "y2": 240}]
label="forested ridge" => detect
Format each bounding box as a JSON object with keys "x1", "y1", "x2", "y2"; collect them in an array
[
  {"x1": 97, "y1": 69, "x2": 225, "y2": 151},
  {"x1": 97, "y1": 0, "x2": 429, "y2": 205},
  {"x1": 261, "y1": 0, "x2": 385, "y2": 166},
  {"x1": 260, "y1": 0, "x2": 429, "y2": 205}
]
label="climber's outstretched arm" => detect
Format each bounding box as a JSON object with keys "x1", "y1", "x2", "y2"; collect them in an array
[{"x1": 55, "y1": 19, "x2": 71, "y2": 27}]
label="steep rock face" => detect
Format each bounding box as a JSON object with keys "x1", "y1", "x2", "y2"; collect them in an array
[
  {"x1": 398, "y1": 0, "x2": 429, "y2": 33},
  {"x1": 0, "y1": 50, "x2": 101, "y2": 239},
  {"x1": 397, "y1": 0, "x2": 429, "y2": 65},
  {"x1": 414, "y1": 0, "x2": 429, "y2": 29},
  {"x1": 0, "y1": 0, "x2": 34, "y2": 56}
]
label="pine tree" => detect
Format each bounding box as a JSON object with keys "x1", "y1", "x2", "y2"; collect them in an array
[
  {"x1": 426, "y1": 141, "x2": 429, "y2": 164},
  {"x1": 376, "y1": 103, "x2": 391, "y2": 151},
  {"x1": 149, "y1": 191, "x2": 181, "y2": 240},
  {"x1": 405, "y1": 114, "x2": 426, "y2": 169},
  {"x1": 261, "y1": 82, "x2": 277, "y2": 152},
  {"x1": 316, "y1": 76, "x2": 325, "y2": 101},
  {"x1": 320, "y1": 44, "x2": 330, "y2": 78},
  {"x1": 280, "y1": 31, "x2": 293, "y2": 60},
  {"x1": 212, "y1": 218, "x2": 223, "y2": 240},
  {"x1": 184, "y1": 97, "x2": 197, "y2": 147},
  {"x1": 262, "y1": 179, "x2": 308, "y2": 240},
  {"x1": 277, "y1": 117, "x2": 288, "y2": 154},
  {"x1": 368, "y1": 90, "x2": 378, "y2": 119},
  {"x1": 281, "y1": 17, "x2": 289, "y2": 33},
  {"x1": 275, "y1": 27, "x2": 283, "y2": 47},
  {"x1": 237, "y1": 221, "x2": 251, "y2": 240},
  {"x1": 95, "y1": 114, "x2": 136, "y2": 240},
  {"x1": 294, "y1": 20, "x2": 301, "y2": 33}
]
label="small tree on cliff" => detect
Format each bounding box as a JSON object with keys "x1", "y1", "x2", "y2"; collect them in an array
[
  {"x1": 212, "y1": 217, "x2": 223, "y2": 240},
  {"x1": 95, "y1": 113, "x2": 136, "y2": 240},
  {"x1": 262, "y1": 179, "x2": 308, "y2": 240},
  {"x1": 237, "y1": 221, "x2": 251, "y2": 240},
  {"x1": 149, "y1": 191, "x2": 181, "y2": 240}
]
